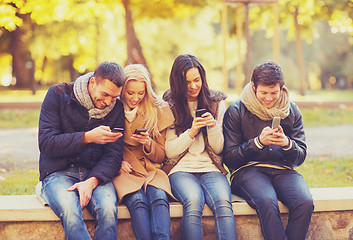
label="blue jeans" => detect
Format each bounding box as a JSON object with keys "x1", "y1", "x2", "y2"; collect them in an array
[
  {"x1": 231, "y1": 166, "x2": 314, "y2": 240},
  {"x1": 123, "y1": 185, "x2": 170, "y2": 240},
  {"x1": 41, "y1": 166, "x2": 118, "y2": 240},
  {"x1": 169, "y1": 171, "x2": 236, "y2": 240}
]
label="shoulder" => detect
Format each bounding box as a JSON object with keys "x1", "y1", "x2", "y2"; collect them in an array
[
  {"x1": 52, "y1": 82, "x2": 74, "y2": 95},
  {"x1": 157, "y1": 105, "x2": 174, "y2": 131},
  {"x1": 209, "y1": 90, "x2": 227, "y2": 103}
]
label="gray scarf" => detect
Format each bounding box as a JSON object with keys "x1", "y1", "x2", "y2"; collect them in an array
[{"x1": 73, "y1": 72, "x2": 115, "y2": 119}]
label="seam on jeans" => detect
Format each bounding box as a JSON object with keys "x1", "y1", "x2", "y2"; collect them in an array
[
  {"x1": 200, "y1": 173, "x2": 225, "y2": 239},
  {"x1": 233, "y1": 182, "x2": 271, "y2": 240}
]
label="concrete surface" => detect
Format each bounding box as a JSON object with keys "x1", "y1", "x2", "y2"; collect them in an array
[{"x1": 0, "y1": 125, "x2": 353, "y2": 171}]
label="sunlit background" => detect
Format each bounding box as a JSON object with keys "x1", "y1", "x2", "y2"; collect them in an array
[{"x1": 1, "y1": 0, "x2": 352, "y2": 98}]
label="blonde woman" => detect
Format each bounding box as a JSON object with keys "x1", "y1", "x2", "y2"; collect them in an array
[{"x1": 112, "y1": 64, "x2": 174, "y2": 240}]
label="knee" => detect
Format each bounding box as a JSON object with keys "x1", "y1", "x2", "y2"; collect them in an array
[
  {"x1": 149, "y1": 191, "x2": 169, "y2": 207},
  {"x1": 254, "y1": 196, "x2": 279, "y2": 212},
  {"x1": 294, "y1": 196, "x2": 314, "y2": 214},
  {"x1": 182, "y1": 194, "x2": 204, "y2": 214}
]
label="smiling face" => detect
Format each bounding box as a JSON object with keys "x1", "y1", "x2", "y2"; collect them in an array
[
  {"x1": 88, "y1": 77, "x2": 121, "y2": 109},
  {"x1": 185, "y1": 67, "x2": 202, "y2": 102},
  {"x1": 122, "y1": 80, "x2": 146, "y2": 110},
  {"x1": 253, "y1": 82, "x2": 281, "y2": 109}
]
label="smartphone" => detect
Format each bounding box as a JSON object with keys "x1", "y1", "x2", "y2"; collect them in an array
[
  {"x1": 134, "y1": 128, "x2": 147, "y2": 135},
  {"x1": 272, "y1": 116, "x2": 281, "y2": 129},
  {"x1": 195, "y1": 108, "x2": 207, "y2": 118},
  {"x1": 111, "y1": 127, "x2": 124, "y2": 133}
]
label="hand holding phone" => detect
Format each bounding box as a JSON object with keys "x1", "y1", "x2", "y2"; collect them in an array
[
  {"x1": 272, "y1": 116, "x2": 281, "y2": 129},
  {"x1": 195, "y1": 108, "x2": 207, "y2": 118},
  {"x1": 134, "y1": 128, "x2": 147, "y2": 135}
]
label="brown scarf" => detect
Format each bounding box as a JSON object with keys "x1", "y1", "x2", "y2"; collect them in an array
[{"x1": 240, "y1": 82, "x2": 290, "y2": 121}]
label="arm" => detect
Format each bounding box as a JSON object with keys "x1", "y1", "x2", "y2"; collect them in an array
[
  {"x1": 165, "y1": 127, "x2": 194, "y2": 158},
  {"x1": 38, "y1": 86, "x2": 86, "y2": 157},
  {"x1": 281, "y1": 104, "x2": 307, "y2": 167},
  {"x1": 143, "y1": 129, "x2": 168, "y2": 163},
  {"x1": 87, "y1": 102, "x2": 125, "y2": 184},
  {"x1": 222, "y1": 103, "x2": 261, "y2": 171},
  {"x1": 207, "y1": 100, "x2": 226, "y2": 154}
]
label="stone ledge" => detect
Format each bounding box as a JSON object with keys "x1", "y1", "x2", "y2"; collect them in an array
[{"x1": 0, "y1": 187, "x2": 352, "y2": 222}]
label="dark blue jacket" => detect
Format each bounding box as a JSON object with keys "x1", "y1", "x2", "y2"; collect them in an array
[
  {"x1": 38, "y1": 82, "x2": 124, "y2": 183},
  {"x1": 223, "y1": 100, "x2": 307, "y2": 173}
]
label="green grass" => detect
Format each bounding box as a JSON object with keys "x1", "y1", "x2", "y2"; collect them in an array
[
  {"x1": 0, "y1": 109, "x2": 40, "y2": 128},
  {"x1": 301, "y1": 107, "x2": 353, "y2": 127},
  {"x1": 0, "y1": 156, "x2": 351, "y2": 195},
  {"x1": 296, "y1": 156, "x2": 353, "y2": 188},
  {"x1": 0, "y1": 169, "x2": 39, "y2": 195}
]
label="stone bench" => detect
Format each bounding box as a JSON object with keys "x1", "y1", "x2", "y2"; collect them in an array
[{"x1": 1, "y1": 187, "x2": 353, "y2": 239}]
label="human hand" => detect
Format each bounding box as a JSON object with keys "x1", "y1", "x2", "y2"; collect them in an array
[
  {"x1": 270, "y1": 126, "x2": 290, "y2": 147},
  {"x1": 259, "y1": 126, "x2": 289, "y2": 146},
  {"x1": 189, "y1": 116, "x2": 207, "y2": 139},
  {"x1": 131, "y1": 131, "x2": 152, "y2": 152},
  {"x1": 120, "y1": 161, "x2": 133, "y2": 173},
  {"x1": 200, "y1": 112, "x2": 216, "y2": 128},
  {"x1": 84, "y1": 125, "x2": 123, "y2": 144},
  {"x1": 67, "y1": 177, "x2": 99, "y2": 209}
]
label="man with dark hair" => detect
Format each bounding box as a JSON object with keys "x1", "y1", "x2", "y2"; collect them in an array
[
  {"x1": 223, "y1": 61, "x2": 314, "y2": 240},
  {"x1": 39, "y1": 62, "x2": 125, "y2": 239}
]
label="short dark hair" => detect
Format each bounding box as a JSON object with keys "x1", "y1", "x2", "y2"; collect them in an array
[
  {"x1": 93, "y1": 62, "x2": 125, "y2": 87},
  {"x1": 251, "y1": 61, "x2": 284, "y2": 89}
]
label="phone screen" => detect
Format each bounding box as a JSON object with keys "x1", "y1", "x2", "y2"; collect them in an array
[
  {"x1": 195, "y1": 109, "x2": 207, "y2": 118},
  {"x1": 272, "y1": 117, "x2": 281, "y2": 129}
]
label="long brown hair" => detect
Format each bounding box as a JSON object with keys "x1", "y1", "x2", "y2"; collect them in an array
[{"x1": 168, "y1": 54, "x2": 216, "y2": 134}]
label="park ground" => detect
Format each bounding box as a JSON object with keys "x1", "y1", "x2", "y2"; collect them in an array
[{"x1": 1, "y1": 125, "x2": 353, "y2": 171}]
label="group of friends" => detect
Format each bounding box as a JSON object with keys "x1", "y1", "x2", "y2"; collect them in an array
[{"x1": 38, "y1": 54, "x2": 314, "y2": 240}]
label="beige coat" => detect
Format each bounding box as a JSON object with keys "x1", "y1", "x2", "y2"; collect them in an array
[{"x1": 112, "y1": 106, "x2": 174, "y2": 203}]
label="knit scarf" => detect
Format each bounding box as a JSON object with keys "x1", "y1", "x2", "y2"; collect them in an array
[
  {"x1": 240, "y1": 82, "x2": 290, "y2": 121},
  {"x1": 73, "y1": 72, "x2": 115, "y2": 119}
]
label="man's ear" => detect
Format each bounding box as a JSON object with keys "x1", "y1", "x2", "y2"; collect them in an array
[{"x1": 252, "y1": 82, "x2": 256, "y2": 91}]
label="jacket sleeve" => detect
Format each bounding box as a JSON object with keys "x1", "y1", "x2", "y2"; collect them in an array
[
  {"x1": 281, "y1": 103, "x2": 307, "y2": 167},
  {"x1": 38, "y1": 85, "x2": 85, "y2": 157},
  {"x1": 222, "y1": 103, "x2": 261, "y2": 171},
  {"x1": 88, "y1": 102, "x2": 124, "y2": 184},
  {"x1": 144, "y1": 129, "x2": 167, "y2": 163}
]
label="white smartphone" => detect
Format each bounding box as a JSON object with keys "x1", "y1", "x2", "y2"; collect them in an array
[{"x1": 272, "y1": 116, "x2": 281, "y2": 129}]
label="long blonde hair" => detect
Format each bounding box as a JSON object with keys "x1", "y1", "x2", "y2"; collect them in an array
[{"x1": 122, "y1": 64, "x2": 167, "y2": 138}]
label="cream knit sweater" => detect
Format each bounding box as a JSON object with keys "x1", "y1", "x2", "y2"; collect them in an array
[{"x1": 165, "y1": 100, "x2": 226, "y2": 175}]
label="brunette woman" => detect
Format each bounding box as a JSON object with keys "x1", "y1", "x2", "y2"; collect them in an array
[
  {"x1": 113, "y1": 64, "x2": 174, "y2": 240},
  {"x1": 162, "y1": 54, "x2": 236, "y2": 240}
]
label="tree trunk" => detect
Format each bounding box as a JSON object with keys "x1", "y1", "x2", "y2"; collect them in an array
[
  {"x1": 9, "y1": 14, "x2": 35, "y2": 93},
  {"x1": 122, "y1": 0, "x2": 155, "y2": 89},
  {"x1": 294, "y1": 6, "x2": 306, "y2": 96}
]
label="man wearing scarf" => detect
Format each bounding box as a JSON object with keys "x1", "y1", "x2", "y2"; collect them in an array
[
  {"x1": 38, "y1": 62, "x2": 125, "y2": 240},
  {"x1": 223, "y1": 61, "x2": 314, "y2": 240}
]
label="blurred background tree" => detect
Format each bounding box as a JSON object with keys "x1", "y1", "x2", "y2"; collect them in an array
[{"x1": 0, "y1": 0, "x2": 352, "y2": 95}]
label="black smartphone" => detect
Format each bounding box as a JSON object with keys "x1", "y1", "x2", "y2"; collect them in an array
[
  {"x1": 271, "y1": 116, "x2": 281, "y2": 129},
  {"x1": 134, "y1": 128, "x2": 147, "y2": 135},
  {"x1": 111, "y1": 127, "x2": 124, "y2": 133},
  {"x1": 195, "y1": 108, "x2": 207, "y2": 118}
]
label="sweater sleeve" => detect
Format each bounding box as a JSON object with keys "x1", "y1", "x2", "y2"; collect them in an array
[
  {"x1": 206, "y1": 100, "x2": 225, "y2": 154},
  {"x1": 165, "y1": 127, "x2": 194, "y2": 159}
]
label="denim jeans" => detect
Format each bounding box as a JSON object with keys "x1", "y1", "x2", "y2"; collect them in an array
[
  {"x1": 41, "y1": 166, "x2": 118, "y2": 240},
  {"x1": 231, "y1": 166, "x2": 314, "y2": 240},
  {"x1": 169, "y1": 171, "x2": 236, "y2": 240},
  {"x1": 123, "y1": 185, "x2": 170, "y2": 240}
]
